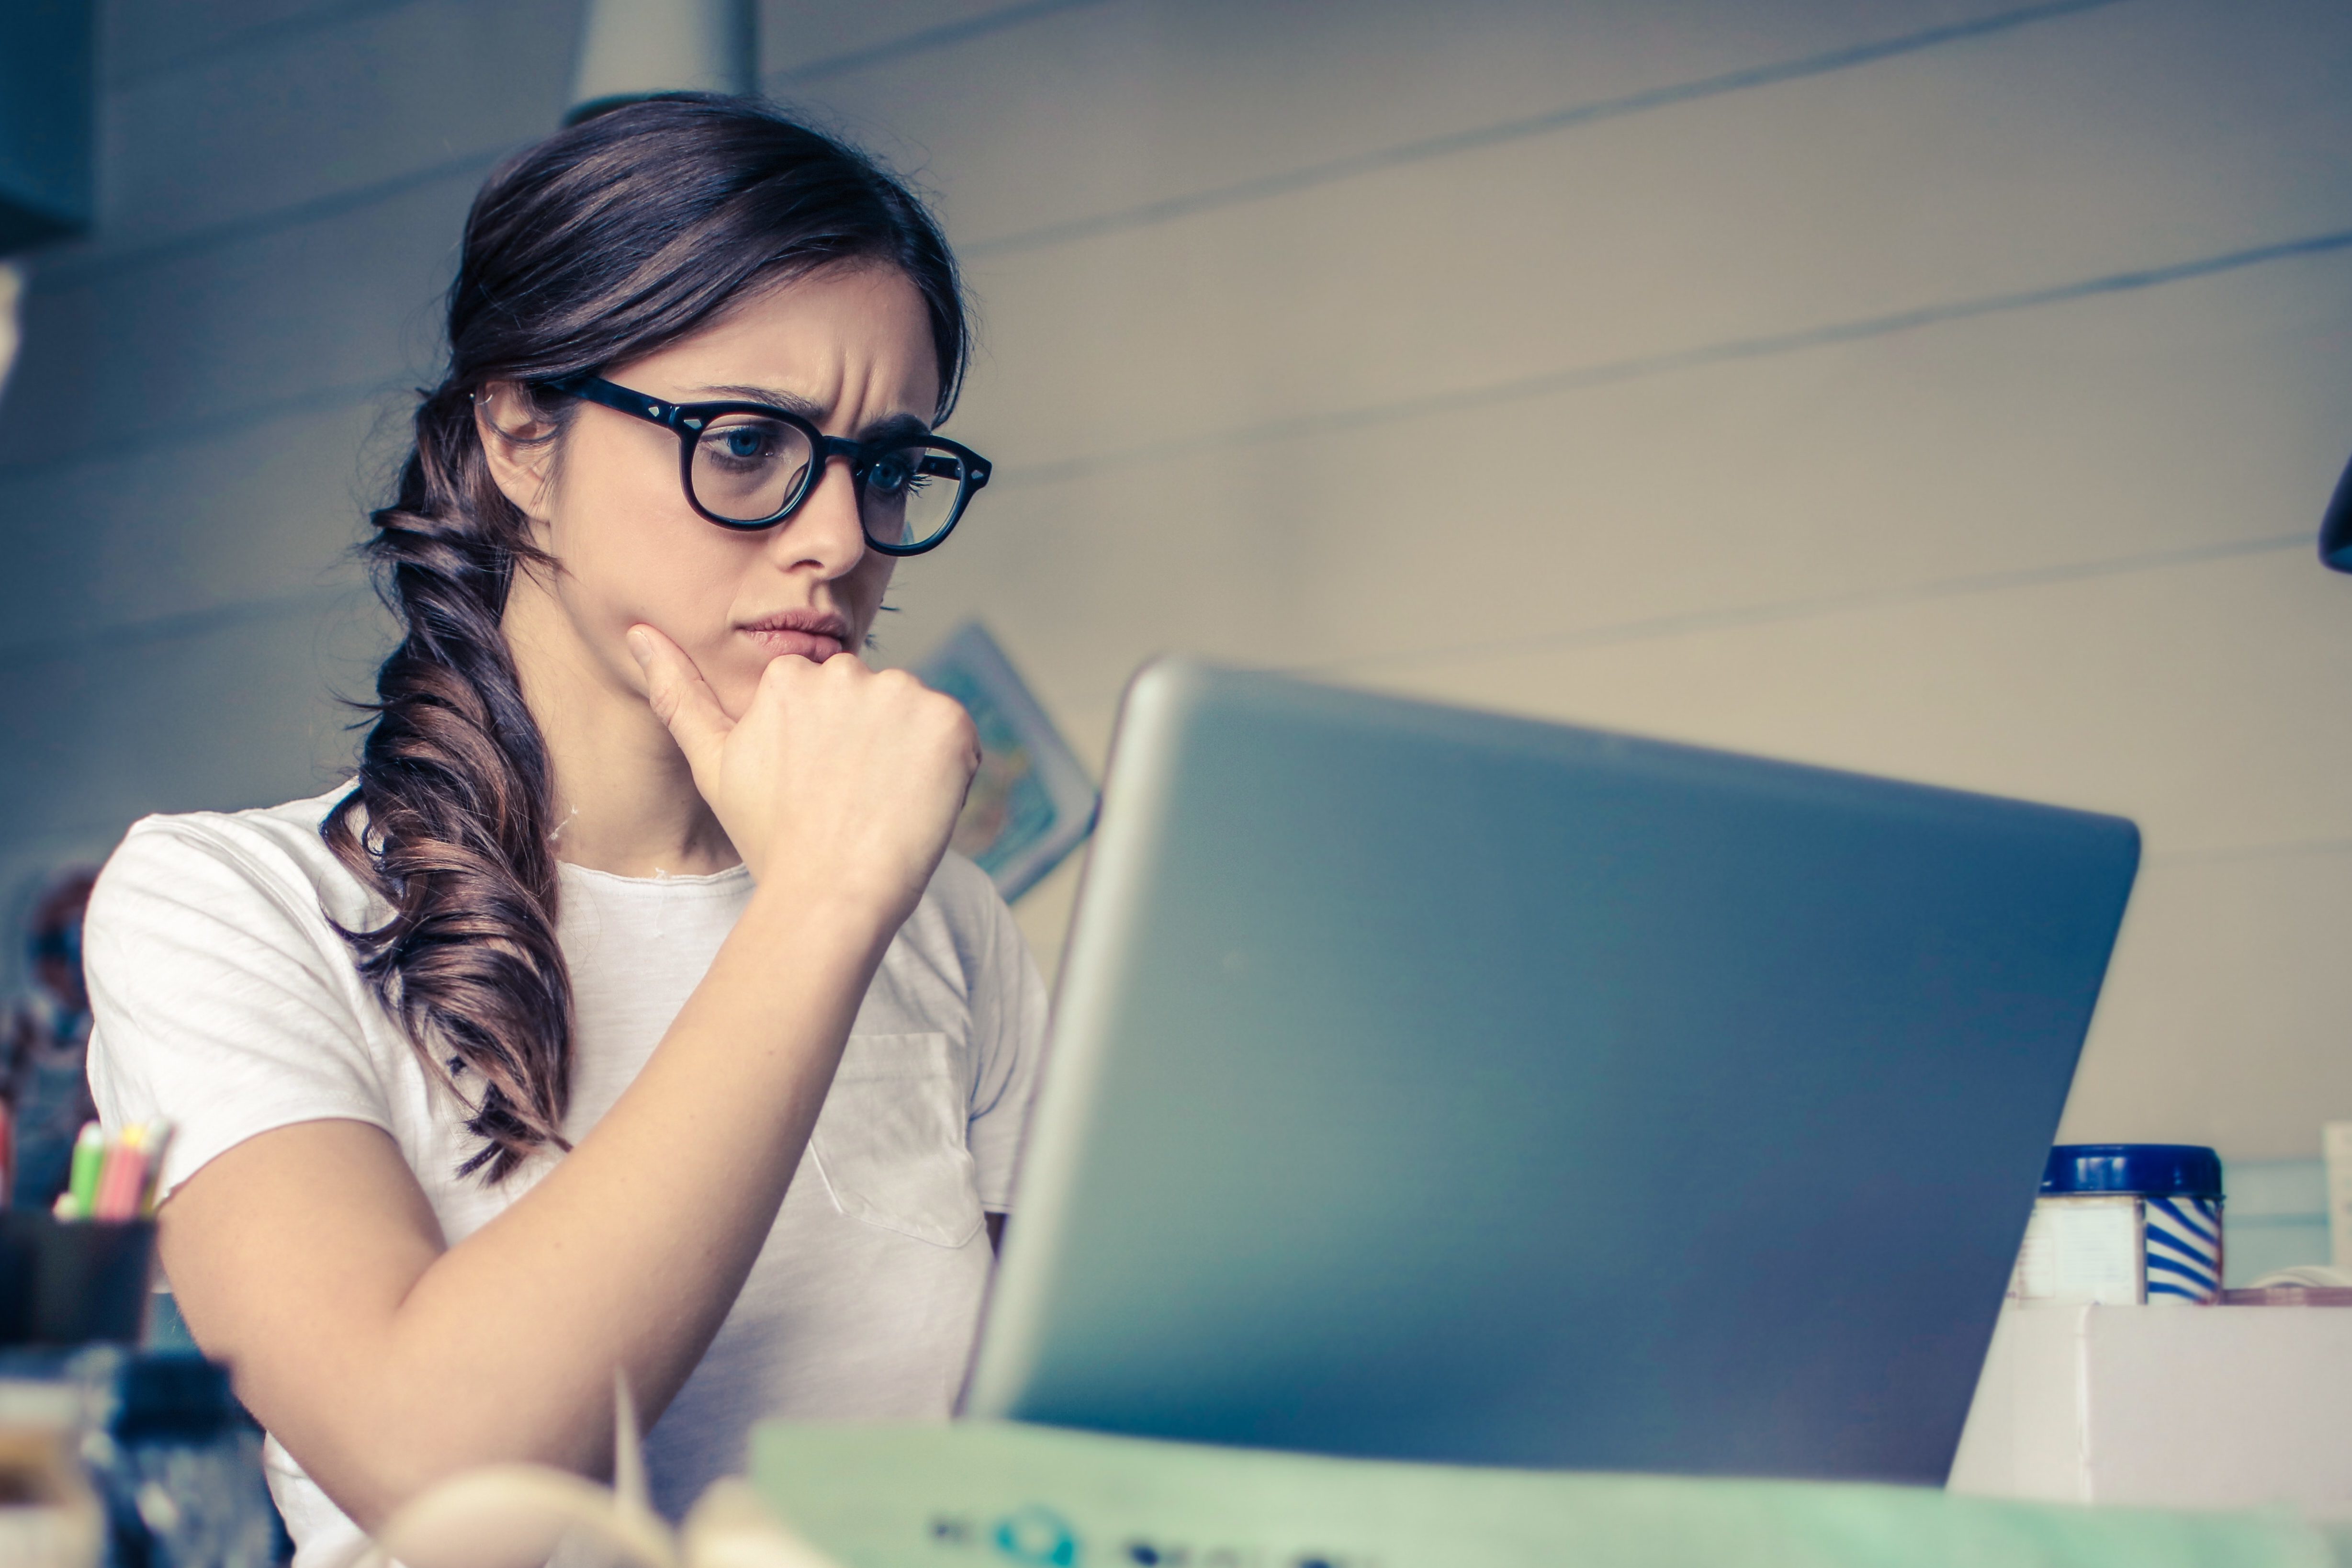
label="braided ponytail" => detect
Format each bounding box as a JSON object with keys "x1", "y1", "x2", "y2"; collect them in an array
[
  {"x1": 325, "y1": 384, "x2": 572, "y2": 1179},
  {"x1": 325, "y1": 97, "x2": 968, "y2": 1180}
]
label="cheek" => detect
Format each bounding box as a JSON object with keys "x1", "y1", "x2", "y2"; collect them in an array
[
  {"x1": 546, "y1": 448, "x2": 750, "y2": 661},
  {"x1": 843, "y1": 551, "x2": 896, "y2": 638}
]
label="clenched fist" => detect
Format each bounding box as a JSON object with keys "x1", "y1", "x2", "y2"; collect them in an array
[{"x1": 627, "y1": 624, "x2": 980, "y2": 927}]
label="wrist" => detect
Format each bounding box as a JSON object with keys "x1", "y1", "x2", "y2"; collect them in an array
[{"x1": 734, "y1": 876, "x2": 910, "y2": 965}]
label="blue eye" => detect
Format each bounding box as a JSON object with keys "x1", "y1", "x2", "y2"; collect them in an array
[
  {"x1": 697, "y1": 418, "x2": 791, "y2": 472},
  {"x1": 724, "y1": 429, "x2": 766, "y2": 459}
]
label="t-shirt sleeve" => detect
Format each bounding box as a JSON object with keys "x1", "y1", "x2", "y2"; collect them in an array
[
  {"x1": 960, "y1": 869, "x2": 1049, "y2": 1214},
  {"x1": 84, "y1": 818, "x2": 396, "y2": 1202}
]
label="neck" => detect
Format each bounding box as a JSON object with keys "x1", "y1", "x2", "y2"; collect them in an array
[{"x1": 503, "y1": 570, "x2": 738, "y2": 879}]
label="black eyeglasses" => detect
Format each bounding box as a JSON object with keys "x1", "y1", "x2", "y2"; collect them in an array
[{"x1": 541, "y1": 372, "x2": 990, "y2": 556}]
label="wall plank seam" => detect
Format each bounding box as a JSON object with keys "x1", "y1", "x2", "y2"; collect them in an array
[{"x1": 958, "y1": 0, "x2": 2136, "y2": 260}]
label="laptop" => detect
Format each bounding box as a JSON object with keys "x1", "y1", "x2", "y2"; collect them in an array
[{"x1": 962, "y1": 660, "x2": 2139, "y2": 1485}]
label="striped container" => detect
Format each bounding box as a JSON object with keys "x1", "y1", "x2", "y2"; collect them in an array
[{"x1": 2009, "y1": 1145, "x2": 2224, "y2": 1306}]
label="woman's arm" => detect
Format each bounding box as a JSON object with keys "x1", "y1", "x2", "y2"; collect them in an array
[{"x1": 156, "y1": 640, "x2": 977, "y2": 1530}]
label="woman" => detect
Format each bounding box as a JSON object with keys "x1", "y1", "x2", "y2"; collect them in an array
[{"x1": 82, "y1": 96, "x2": 1043, "y2": 1566}]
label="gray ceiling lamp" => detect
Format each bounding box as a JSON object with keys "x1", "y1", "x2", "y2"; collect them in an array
[{"x1": 567, "y1": 0, "x2": 759, "y2": 125}]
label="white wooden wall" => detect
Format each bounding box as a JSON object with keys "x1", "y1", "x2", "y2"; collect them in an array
[{"x1": 3, "y1": 0, "x2": 2348, "y2": 1159}]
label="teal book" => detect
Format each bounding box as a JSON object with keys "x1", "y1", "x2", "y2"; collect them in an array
[{"x1": 917, "y1": 622, "x2": 1097, "y2": 902}]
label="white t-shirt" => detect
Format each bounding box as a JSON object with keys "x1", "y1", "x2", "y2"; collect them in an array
[{"x1": 82, "y1": 786, "x2": 1047, "y2": 1568}]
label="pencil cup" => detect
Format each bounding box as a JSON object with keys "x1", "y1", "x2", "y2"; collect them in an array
[{"x1": 0, "y1": 1211, "x2": 157, "y2": 1346}]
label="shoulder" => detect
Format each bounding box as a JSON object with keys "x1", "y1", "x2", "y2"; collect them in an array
[
  {"x1": 83, "y1": 788, "x2": 407, "y2": 1198},
  {"x1": 922, "y1": 850, "x2": 1009, "y2": 934},
  {"x1": 91, "y1": 785, "x2": 379, "y2": 938},
  {"x1": 921, "y1": 851, "x2": 1029, "y2": 971},
  {"x1": 874, "y1": 851, "x2": 1027, "y2": 1009}
]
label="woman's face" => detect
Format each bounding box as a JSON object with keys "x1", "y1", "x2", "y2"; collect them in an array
[{"x1": 495, "y1": 263, "x2": 943, "y2": 720}]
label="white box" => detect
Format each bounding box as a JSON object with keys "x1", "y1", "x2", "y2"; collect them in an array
[{"x1": 1949, "y1": 1301, "x2": 2352, "y2": 1510}]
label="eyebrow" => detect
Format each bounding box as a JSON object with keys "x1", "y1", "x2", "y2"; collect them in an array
[{"x1": 689, "y1": 384, "x2": 933, "y2": 445}]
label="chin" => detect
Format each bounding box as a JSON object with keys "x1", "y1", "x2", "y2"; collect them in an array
[
  {"x1": 697, "y1": 652, "x2": 767, "y2": 713},
  {"x1": 712, "y1": 680, "x2": 765, "y2": 723}
]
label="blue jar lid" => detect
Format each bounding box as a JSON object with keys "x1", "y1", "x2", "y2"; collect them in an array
[{"x1": 2041, "y1": 1144, "x2": 2222, "y2": 1199}]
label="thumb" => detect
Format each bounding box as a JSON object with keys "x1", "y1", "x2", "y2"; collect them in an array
[{"x1": 627, "y1": 625, "x2": 731, "y2": 766}]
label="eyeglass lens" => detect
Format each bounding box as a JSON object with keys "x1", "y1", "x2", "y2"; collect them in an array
[{"x1": 688, "y1": 414, "x2": 971, "y2": 549}]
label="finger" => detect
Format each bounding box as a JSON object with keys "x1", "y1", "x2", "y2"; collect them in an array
[{"x1": 626, "y1": 625, "x2": 732, "y2": 764}]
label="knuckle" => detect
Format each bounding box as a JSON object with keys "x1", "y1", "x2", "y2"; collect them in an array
[{"x1": 943, "y1": 711, "x2": 980, "y2": 766}]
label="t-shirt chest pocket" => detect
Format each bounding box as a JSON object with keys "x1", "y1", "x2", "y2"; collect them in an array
[{"x1": 808, "y1": 1031, "x2": 984, "y2": 1248}]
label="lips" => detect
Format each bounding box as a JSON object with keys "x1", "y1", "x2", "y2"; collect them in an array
[{"x1": 738, "y1": 609, "x2": 852, "y2": 661}]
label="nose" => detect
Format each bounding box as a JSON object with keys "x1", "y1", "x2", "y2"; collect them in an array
[{"x1": 765, "y1": 451, "x2": 868, "y2": 577}]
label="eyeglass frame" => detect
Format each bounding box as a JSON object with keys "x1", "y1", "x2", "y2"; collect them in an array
[{"x1": 538, "y1": 372, "x2": 991, "y2": 556}]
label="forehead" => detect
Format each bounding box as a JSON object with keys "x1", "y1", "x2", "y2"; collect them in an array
[{"x1": 619, "y1": 264, "x2": 941, "y2": 418}]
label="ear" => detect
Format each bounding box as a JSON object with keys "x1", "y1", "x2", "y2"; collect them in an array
[{"x1": 474, "y1": 380, "x2": 559, "y2": 522}]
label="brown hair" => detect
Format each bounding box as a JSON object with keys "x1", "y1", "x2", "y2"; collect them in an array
[{"x1": 326, "y1": 96, "x2": 969, "y2": 1180}]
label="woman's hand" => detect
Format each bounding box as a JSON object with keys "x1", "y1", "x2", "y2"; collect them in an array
[{"x1": 627, "y1": 625, "x2": 979, "y2": 924}]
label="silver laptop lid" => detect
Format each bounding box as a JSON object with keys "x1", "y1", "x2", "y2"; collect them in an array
[{"x1": 965, "y1": 660, "x2": 2138, "y2": 1484}]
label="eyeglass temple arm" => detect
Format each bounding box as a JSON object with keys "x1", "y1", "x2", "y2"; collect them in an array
[{"x1": 543, "y1": 373, "x2": 693, "y2": 429}]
